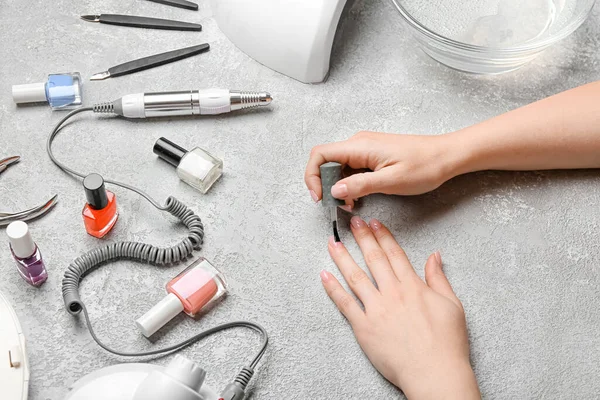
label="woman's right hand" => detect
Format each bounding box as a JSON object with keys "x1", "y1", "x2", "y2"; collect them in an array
[{"x1": 305, "y1": 131, "x2": 464, "y2": 207}]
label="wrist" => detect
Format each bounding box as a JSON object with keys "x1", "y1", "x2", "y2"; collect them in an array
[
  {"x1": 400, "y1": 360, "x2": 480, "y2": 400},
  {"x1": 435, "y1": 132, "x2": 478, "y2": 181}
]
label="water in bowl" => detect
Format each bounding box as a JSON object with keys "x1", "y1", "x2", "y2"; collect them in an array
[{"x1": 403, "y1": 0, "x2": 575, "y2": 47}]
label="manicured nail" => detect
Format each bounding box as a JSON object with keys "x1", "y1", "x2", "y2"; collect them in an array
[
  {"x1": 340, "y1": 204, "x2": 353, "y2": 213},
  {"x1": 369, "y1": 218, "x2": 382, "y2": 231},
  {"x1": 310, "y1": 190, "x2": 319, "y2": 203},
  {"x1": 328, "y1": 235, "x2": 342, "y2": 248},
  {"x1": 320, "y1": 270, "x2": 331, "y2": 283},
  {"x1": 331, "y1": 183, "x2": 348, "y2": 199},
  {"x1": 434, "y1": 251, "x2": 442, "y2": 266},
  {"x1": 350, "y1": 216, "x2": 365, "y2": 229}
]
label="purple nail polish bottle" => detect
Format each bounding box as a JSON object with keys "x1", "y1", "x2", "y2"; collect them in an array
[{"x1": 6, "y1": 221, "x2": 48, "y2": 287}]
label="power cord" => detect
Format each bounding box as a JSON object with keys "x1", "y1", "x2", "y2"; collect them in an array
[{"x1": 47, "y1": 106, "x2": 268, "y2": 398}]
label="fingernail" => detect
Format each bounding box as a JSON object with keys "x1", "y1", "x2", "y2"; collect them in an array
[
  {"x1": 320, "y1": 270, "x2": 331, "y2": 282},
  {"x1": 331, "y1": 183, "x2": 348, "y2": 199},
  {"x1": 340, "y1": 204, "x2": 353, "y2": 213},
  {"x1": 350, "y1": 216, "x2": 365, "y2": 229},
  {"x1": 369, "y1": 218, "x2": 382, "y2": 231},
  {"x1": 434, "y1": 251, "x2": 442, "y2": 266},
  {"x1": 310, "y1": 190, "x2": 319, "y2": 203},
  {"x1": 328, "y1": 235, "x2": 342, "y2": 248}
]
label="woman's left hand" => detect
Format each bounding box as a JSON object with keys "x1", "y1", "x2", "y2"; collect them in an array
[{"x1": 320, "y1": 217, "x2": 480, "y2": 400}]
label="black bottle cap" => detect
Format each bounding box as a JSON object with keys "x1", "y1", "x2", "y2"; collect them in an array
[
  {"x1": 83, "y1": 173, "x2": 108, "y2": 210},
  {"x1": 153, "y1": 137, "x2": 188, "y2": 167}
]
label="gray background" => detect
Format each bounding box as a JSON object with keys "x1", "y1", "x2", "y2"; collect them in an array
[{"x1": 1, "y1": 0, "x2": 600, "y2": 399}]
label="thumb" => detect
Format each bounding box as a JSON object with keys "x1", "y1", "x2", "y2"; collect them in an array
[
  {"x1": 331, "y1": 169, "x2": 396, "y2": 200},
  {"x1": 424, "y1": 252, "x2": 462, "y2": 308}
]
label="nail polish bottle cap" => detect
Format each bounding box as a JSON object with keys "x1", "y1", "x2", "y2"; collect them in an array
[
  {"x1": 154, "y1": 137, "x2": 188, "y2": 167},
  {"x1": 12, "y1": 82, "x2": 47, "y2": 104},
  {"x1": 6, "y1": 221, "x2": 36, "y2": 259},
  {"x1": 136, "y1": 293, "x2": 184, "y2": 337},
  {"x1": 83, "y1": 173, "x2": 109, "y2": 210}
]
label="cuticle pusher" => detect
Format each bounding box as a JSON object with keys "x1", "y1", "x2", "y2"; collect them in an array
[
  {"x1": 81, "y1": 14, "x2": 202, "y2": 31},
  {"x1": 146, "y1": 0, "x2": 199, "y2": 11},
  {"x1": 90, "y1": 43, "x2": 210, "y2": 81}
]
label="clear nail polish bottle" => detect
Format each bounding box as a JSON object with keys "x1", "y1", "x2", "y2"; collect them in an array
[
  {"x1": 136, "y1": 258, "x2": 227, "y2": 337},
  {"x1": 153, "y1": 137, "x2": 223, "y2": 194},
  {"x1": 82, "y1": 173, "x2": 119, "y2": 238},
  {"x1": 12, "y1": 72, "x2": 83, "y2": 110},
  {"x1": 6, "y1": 221, "x2": 48, "y2": 287}
]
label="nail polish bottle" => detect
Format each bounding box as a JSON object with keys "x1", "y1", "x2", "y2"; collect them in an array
[
  {"x1": 82, "y1": 173, "x2": 118, "y2": 238},
  {"x1": 6, "y1": 221, "x2": 48, "y2": 287},
  {"x1": 136, "y1": 258, "x2": 227, "y2": 337},
  {"x1": 12, "y1": 72, "x2": 82, "y2": 110},
  {"x1": 153, "y1": 137, "x2": 223, "y2": 194}
]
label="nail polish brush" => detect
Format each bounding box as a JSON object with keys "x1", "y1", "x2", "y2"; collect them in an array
[{"x1": 320, "y1": 162, "x2": 344, "y2": 242}]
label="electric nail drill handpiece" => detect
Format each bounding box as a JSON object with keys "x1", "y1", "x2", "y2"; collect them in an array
[
  {"x1": 103, "y1": 89, "x2": 272, "y2": 118},
  {"x1": 320, "y1": 162, "x2": 344, "y2": 242}
]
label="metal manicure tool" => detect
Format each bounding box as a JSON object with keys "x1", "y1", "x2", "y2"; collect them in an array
[
  {"x1": 320, "y1": 162, "x2": 344, "y2": 242},
  {"x1": 90, "y1": 43, "x2": 210, "y2": 81},
  {"x1": 0, "y1": 156, "x2": 58, "y2": 226},
  {"x1": 81, "y1": 14, "x2": 202, "y2": 31},
  {"x1": 146, "y1": 0, "x2": 199, "y2": 11}
]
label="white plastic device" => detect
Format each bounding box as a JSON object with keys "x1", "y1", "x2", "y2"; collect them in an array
[
  {"x1": 209, "y1": 0, "x2": 348, "y2": 83},
  {"x1": 0, "y1": 291, "x2": 29, "y2": 400},
  {"x1": 65, "y1": 356, "x2": 218, "y2": 400}
]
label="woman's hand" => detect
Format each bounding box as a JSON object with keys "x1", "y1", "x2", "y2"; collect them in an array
[
  {"x1": 321, "y1": 217, "x2": 480, "y2": 400},
  {"x1": 305, "y1": 131, "x2": 463, "y2": 208}
]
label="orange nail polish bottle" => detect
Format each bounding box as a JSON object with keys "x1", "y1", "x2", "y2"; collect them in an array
[{"x1": 82, "y1": 173, "x2": 119, "y2": 238}]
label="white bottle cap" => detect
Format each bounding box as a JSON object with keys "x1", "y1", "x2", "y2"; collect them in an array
[
  {"x1": 6, "y1": 221, "x2": 36, "y2": 259},
  {"x1": 12, "y1": 82, "x2": 47, "y2": 104},
  {"x1": 136, "y1": 293, "x2": 184, "y2": 337}
]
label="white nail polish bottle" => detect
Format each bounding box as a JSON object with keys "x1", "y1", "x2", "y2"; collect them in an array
[{"x1": 153, "y1": 137, "x2": 223, "y2": 194}]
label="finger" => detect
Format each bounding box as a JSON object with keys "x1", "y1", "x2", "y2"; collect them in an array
[
  {"x1": 305, "y1": 140, "x2": 375, "y2": 201},
  {"x1": 349, "y1": 216, "x2": 398, "y2": 292},
  {"x1": 320, "y1": 270, "x2": 365, "y2": 324},
  {"x1": 369, "y1": 218, "x2": 419, "y2": 282},
  {"x1": 331, "y1": 168, "x2": 398, "y2": 200},
  {"x1": 328, "y1": 236, "x2": 380, "y2": 305},
  {"x1": 340, "y1": 199, "x2": 355, "y2": 213},
  {"x1": 424, "y1": 252, "x2": 461, "y2": 307}
]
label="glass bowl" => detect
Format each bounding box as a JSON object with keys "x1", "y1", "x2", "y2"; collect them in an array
[{"x1": 391, "y1": 0, "x2": 596, "y2": 74}]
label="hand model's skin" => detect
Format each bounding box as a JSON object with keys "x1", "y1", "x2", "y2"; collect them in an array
[
  {"x1": 305, "y1": 81, "x2": 600, "y2": 207},
  {"x1": 308, "y1": 81, "x2": 600, "y2": 397},
  {"x1": 321, "y1": 218, "x2": 480, "y2": 400}
]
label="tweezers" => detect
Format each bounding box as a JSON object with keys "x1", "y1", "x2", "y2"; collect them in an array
[
  {"x1": 146, "y1": 0, "x2": 199, "y2": 11},
  {"x1": 90, "y1": 43, "x2": 210, "y2": 80},
  {"x1": 81, "y1": 14, "x2": 202, "y2": 31},
  {"x1": 0, "y1": 156, "x2": 58, "y2": 226}
]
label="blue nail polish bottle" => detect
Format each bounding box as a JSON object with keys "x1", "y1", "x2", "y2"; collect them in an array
[{"x1": 12, "y1": 72, "x2": 82, "y2": 110}]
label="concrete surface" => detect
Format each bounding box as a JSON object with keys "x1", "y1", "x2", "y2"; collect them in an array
[{"x1": 1, "y1": 0, "x2": 600, "y2": 399}]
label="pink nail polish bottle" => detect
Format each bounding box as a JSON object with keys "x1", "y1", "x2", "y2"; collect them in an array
[{"x1": 136, "y1": 258, "x2": 227, "y2": 337}]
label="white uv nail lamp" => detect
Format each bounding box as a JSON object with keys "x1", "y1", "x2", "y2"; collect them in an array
[
  {"x1": 209, "y1": 0, "x2": 348, "y2": 83},
  {"x1": 0, "y1": 291, "x2": 29, "y2": 400}
]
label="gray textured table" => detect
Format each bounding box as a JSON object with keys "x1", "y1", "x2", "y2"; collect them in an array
[{"x1": 1, "y1": 1, "x2": 600, "y2": 399}]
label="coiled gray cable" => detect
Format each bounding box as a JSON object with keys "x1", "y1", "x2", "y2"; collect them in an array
[{"x1": 47, "y1": 106, "x2": 268, "y2": 375}]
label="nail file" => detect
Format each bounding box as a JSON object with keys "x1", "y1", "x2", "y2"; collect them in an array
[
  {"x1": 320, "y1": 162, "x2": 344, "y2": 242},
  {"x1": 80, "y1": 14, "x2": 202, "y2": 31}
]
